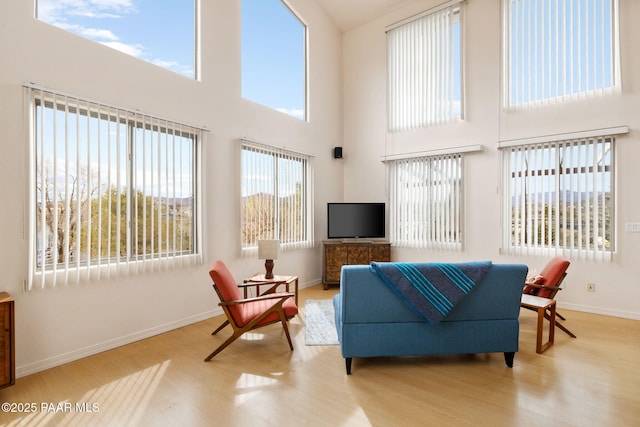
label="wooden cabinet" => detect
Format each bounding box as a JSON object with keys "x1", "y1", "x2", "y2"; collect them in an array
[
  {"x1": 323, "y1": 241, "x2": 391, "y2": 289},
  {"x1": 0, "y1": 292, "x2": 15, "y2": 389}
]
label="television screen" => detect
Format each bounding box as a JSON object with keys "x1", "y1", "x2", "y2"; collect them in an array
[{"x1": 327, "y1": 203, "x2": 385, "y2": 239}]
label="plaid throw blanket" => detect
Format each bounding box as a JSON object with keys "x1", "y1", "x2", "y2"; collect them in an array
[{"x1": 370, "y1": 261, "x2": 492, "y2": 325}]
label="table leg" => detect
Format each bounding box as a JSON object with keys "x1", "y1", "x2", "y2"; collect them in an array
[
  {"x1": 547, "y1": 303, "x2": 556, "y2": 346},
  {"x1": 535, "y1": 301, "x2": 556, "y2": 354},
  {"x1": 536, "y1": 307, "x2": 545, "y2": 353}
]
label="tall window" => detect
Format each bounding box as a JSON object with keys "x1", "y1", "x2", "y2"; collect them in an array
[
  {"x1": 387, "y1": 2, "x2": 464, "y2": 132},
  {"x1": 504, "y1": 0, "x2": 619, "y2": 108},
  {"x1": 389, "y1": 154, "x2": 463, "y2": 249},
  {"x1": 36, "y1": 0, "x2": 197, "y2": 79},
  {"x1": 241, "y1": 140, "x2": 313, "y2": 252},
  {"x1": 242, "y1": 0, "x2": 307, "y2": 120},
  {"x1": 501, "y1": 135, "x2": 615, "y2": 260},
  {"x1": 28, "y1": 86, "x2": 202, "y2": 289}
]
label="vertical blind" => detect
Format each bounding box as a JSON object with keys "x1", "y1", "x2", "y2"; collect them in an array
[
  {"x1": 389, "y1": 154, "x2": 463, "y2": 249},
  {"x1": 504, "y1": 0, "x2": 618, "y2": 108},
  {"x1": 240, "y1": 139, "x2": 313, "y2": 253},
  {"x1": 502, "y1": 136, "x2": 614, "y2": 260},
  {"x1": 387, "y1": 1, "x2": 463, "y2": 132},
  {"x1": 27, "y1": 86, "x2": 202, "y2": 289}
]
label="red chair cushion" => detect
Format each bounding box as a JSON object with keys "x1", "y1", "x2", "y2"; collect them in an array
[
  {"x1": 233, "y1": 294, "x2": 298, "y2": 327},
  {"x1": 209, "y1": 260, "x2": 298, "y2": 327},
  {"x1": 209, "y1": 260, "x2": 243, "y2": 302}
]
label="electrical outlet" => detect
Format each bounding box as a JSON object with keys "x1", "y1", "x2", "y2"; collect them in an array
[{"x1": 587, "y1": 283, "x2": 596, "y2": 292}]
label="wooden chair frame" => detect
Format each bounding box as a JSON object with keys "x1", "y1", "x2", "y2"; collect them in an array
[
  {"x1": 522, "y1": 272, "x2": 577, "y2": 338},
  {"x1": 211, "y1": 281, "x2": 295, "y2": 335},
  {"x1": 205, "y1": 282, "x2": 296, "y2": 362}
]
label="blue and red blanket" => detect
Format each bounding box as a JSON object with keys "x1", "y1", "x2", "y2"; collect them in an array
[{"x1": 370, "y1": 261, "x2": 492, "y2": 325}]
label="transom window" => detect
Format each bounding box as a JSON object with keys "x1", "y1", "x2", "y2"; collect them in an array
[
  {"x1": 36, "y1": 0, "x2": 197, "y2": 79},
  {"x1": 503, "y1": 0, "x2": 619, "y2": 108},
  {"x1": 387, "y1": 2, "x2": 464, "y2": 132},
  {"x1": 501, "y1": 134, "x2": 616, "y2": 260},
  {"x1": 240, "y1": 140, "x2": 313, "y2": 253},
  {"x1": 27, "y1": 86, "x2": 202, "y2": 289},
  {"x1": 241, "y1": 0, "x2": 307, "y2": 120}
]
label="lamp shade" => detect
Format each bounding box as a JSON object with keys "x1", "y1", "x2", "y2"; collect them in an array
[{"x1": 258, "y1": 240, "x2": 280, "y2": 260}]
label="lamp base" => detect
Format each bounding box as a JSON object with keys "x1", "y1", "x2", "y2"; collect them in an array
[{"x1": 264, "y1": 259, "x2": 274, "y2": 279}]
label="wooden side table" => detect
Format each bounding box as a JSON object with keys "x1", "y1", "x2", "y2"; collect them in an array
[
  {"x1": 244, "y1": 274, "x2": 299, "y2": 307},
  {"x1": 322, "y1": 241, "x2": 391, "y2": 289},
  {"x1": 521, "y1": 294, "x2": 556, "y2": 354}
]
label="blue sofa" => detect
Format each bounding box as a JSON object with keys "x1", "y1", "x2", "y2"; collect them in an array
[{"x1": 333, "y1": 262, "x2": 528, "y2": 374}]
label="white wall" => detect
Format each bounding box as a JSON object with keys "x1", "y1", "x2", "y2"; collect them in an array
[
  {"x1": 2, "y1": 0, "x2": 637, "y2": 378},
  {"x1": 342, "y1": 0, "x2": 640, "y2": 319},
  {"x1": 0, "y1": 1, "x2": 343, "y2": 376}
]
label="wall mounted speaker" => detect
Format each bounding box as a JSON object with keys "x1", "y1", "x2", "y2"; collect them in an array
[{"x1": 333, "y1": 146, "x2": 343, "y2": 159}]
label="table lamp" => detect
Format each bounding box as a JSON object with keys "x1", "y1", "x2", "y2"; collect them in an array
[{"x1": 258, "y1": 239, "x2": 280, "y2": 279}]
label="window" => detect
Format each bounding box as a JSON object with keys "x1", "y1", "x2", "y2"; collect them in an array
[
  {"x1": 501, "y1": 134, "x2": 616, "y2": 260},
  {"x1": 387, "y1": 2, "x2": 464, "y2": 132},
  {"x1": 28, "y1": 86, "x2": 202, "y2": 288},
  {"x1": 389, "y1": 154, "x2": 463, "y2": 249},
  {"x1": 36, "y1": 0, "x2": 197, "y2": 79},
  {"x1": 240, "y1": 140, "x2": 313, "y2": 252},
  {"x1": 504, "y1": 0, "x2": 619, "y2": 108},
  {"x1": 241, "y1": 0, "x2": 307, "y2": 120}
]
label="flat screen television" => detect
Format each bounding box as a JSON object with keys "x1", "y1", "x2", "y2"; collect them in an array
[{"x1": 327, "y1": 202, "x2": 386, "y2": 239}]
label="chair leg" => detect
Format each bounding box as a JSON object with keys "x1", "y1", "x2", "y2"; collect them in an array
[
  {"x1": 211, "y1": 320, "x2": 230, "y2": 335},
  {"x1": 554, "y1": 320, "x2": 577, "y2": 338},
  {"x1": 204, "y1": 333, "x2": 241, "y2": 362},
  {"x1": 279, "y1": 311, "x2": 294, "y2": 351},
  {"x1": 543, "y1": 311, "x2": 577, "y2": 338}
]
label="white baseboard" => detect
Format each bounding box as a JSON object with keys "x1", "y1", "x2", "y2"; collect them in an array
[
  {"x1": 16, "y1": 308, "x2": 222, "y2": 378},
  {"x1": 557, "y1": 302, "x2": 640, "y2": 320},
  {"x1": 16, "y1": 278, "x2": 323, "y2": 378}
]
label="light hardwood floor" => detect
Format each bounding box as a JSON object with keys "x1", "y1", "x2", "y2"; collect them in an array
[{"x1": 1, "y1": 284, "x2": 639, "y2": 427}]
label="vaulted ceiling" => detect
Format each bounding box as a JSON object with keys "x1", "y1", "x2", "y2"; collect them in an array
[{"x1": 313, "y1": 0, "x2": 416, "y2": 32}]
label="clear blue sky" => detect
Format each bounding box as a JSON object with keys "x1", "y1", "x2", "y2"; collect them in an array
[
  {"x1": 241, "y1": 0, "x2": 306, "y2": 119},
  {"x1": 37, "y1": 0, "x2": 306, "y2": 119}
]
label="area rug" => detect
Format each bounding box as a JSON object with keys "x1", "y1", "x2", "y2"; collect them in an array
[{"x1": 304, "y1": 299, "x2": 339, "y2": 345}]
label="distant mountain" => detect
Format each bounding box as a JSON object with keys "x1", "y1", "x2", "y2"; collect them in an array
[
  {"x1": 512, "y1": 190, "x2": 610, "y2": 205},
  {"x1": 157, "y1": 196, "x2": 193, "y2": 206}
]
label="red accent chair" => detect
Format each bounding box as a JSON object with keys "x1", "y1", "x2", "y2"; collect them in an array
[
  {"x1": 522, "y1": 256, "x2": 576, "y2": 338},
  {"x1": 204, "y1": 260, "x2": 298, "y2": 361}
]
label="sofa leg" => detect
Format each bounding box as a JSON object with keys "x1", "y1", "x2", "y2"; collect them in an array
[
  {"x1": 345, "y1": 358, "x2": 352, "y2": 375},
  {"x1": 504, "y1": 352, "x2": 515, "y2": 368}
]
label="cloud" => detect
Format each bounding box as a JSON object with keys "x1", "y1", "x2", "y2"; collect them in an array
[
  {"x1": 90, "y1": 0, "x2": 135, "y2": 11},
  {"x1": 276, "y1": 108, "x2": 305, "y2": 120},
  {"x1": 38, "y1": 0, "x2": 136, "y2": 21},
  {"x1": 81, "y1": 28, "x2": 119, "y2": 41},
  {"x1": 100, "y1": 41, "x2": 143, "y2": 58},
  {"x1": 47, "y1": 22, "x2": 118, "y2": 43},
  {"x1": 37, "y1": 0, "x2": 194, "y2": 78},
  {"x1": 151, "y1": 59, "x2": 194, "y2": 78},
  {"x1": 38, "y1": 0, "x2": 142, "y2": 58},
  {"x1": 37, "y1": 0, "x2": 134, "y2": 41}
]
